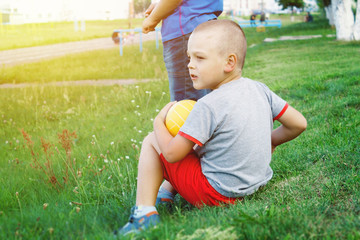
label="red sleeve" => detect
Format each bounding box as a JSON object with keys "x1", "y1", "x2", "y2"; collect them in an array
[
  {"x1": 273, "y1": 103, "x2": 289, "y2": 121},
  {"x1": 178, "y1": 131, "x2": 203, "y2": 146}
]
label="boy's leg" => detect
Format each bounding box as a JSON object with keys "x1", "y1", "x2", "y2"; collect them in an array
[
  {"x1": 159, "y1": 152, "x2": 240, "y2": 208},
  {"x1": 136, "y1": 132, "x2": 163, "y2": 206},
  {"x1": 136, "y1": 131, "x2": 177, "y2": 206},
  {"x1": 160, "y1": 180, "x2": 177, "y2": 195},
  {"x1": 116, "y1": 133, "x2": 162, "y2": 236},
  {"x1": 156, "y1": 180, "x2": 177, "y2": 205},
  {"x1": 138, "y1": 135, "x2": 177, "y2": 205}
]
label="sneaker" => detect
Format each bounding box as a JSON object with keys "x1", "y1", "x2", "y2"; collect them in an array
[
  {"x1": 115, "y1": 209, "x2": 160, "y2": 236},
  {"x1": 155, "y1": 197, "x2": 174, "y2": 206}
]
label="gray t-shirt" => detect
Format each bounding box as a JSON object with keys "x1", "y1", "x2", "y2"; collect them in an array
[{"x1": 179, "y1": 77, "x2": 288, "y2": 197}]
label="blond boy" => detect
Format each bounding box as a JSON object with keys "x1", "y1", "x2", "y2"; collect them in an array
[{"x1": 115, "y1": 19, "x2": 307, "y2": 236}]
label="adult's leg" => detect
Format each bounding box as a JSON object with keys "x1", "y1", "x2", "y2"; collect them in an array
[{"x1": 163, "y1": 34, "x2": 210, "y2": 101}]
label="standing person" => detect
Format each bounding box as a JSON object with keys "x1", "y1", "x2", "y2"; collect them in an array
[
  {"x1": 250, "y1": 11, "x2": 257, "y2": 26},
  {"x1": 260, "y1": 11, "x2": 266, "y2": 24},
  {"x1": 142, "y1": 0, "x2": 223, "y2": 101},
  {"x1": 114, "y1": 19, "x2": 307, "y2": 236},
  {"x1": 305, "y1": 12, "x2": 313, "y2": 22}
]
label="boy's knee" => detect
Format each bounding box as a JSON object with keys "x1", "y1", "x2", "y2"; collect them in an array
[
  {"x1": 142, "y1": 132, "x2": 161, "y2": 154},
  {"x1": 142, "y1": 132, "x2": 155, "y2": 145}
]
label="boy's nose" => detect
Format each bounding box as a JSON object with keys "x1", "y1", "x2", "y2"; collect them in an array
[{"x1": 187, "y1": 60, "x2": 194, "y2": 69}]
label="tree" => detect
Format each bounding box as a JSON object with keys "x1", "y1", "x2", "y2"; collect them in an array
[
  {"x1": 317, "y1": 0, "x2": 335, "y2": 25},
  {"x1": 333, "y1": 0, "x2": 355, "y2": 40},
  {"x1": 277, "y1": 0, "x2": 305, "y2": 10},
  {"x1": 318, "y1": 0, "x2": 359, "y2": 41},
  {"x1": 134, "y1": 0, "x2": 151, "y2": 15},
  {"x1": 353, "y1": 0, "x2": 360, "y2": 40}
]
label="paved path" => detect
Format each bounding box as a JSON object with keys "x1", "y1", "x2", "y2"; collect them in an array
[
  {"x1": 0, "y1": 79, "x2": 159, "y2": 89},
  {"x1": 263, "y1": 34, "x2": 335, "y2": 42},
  {"x1": 0, "y1": 31, "x2": 159, "y2": 67}
]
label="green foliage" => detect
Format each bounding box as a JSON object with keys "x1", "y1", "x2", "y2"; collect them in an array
[
  {"x1": 316, "y1": 0, "x2": 331, "y2": 9},
  {"x1": 134, "y1": 0, "x2": 151, "y2": 14},
  {"x1": 277, "y1": 0, "x2": 305, "y2": 10}
]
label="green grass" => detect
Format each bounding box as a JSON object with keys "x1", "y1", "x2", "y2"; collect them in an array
[
  {"x1": 0, "y1": 41, "x2": 167, "y2": 84},
  {"x1": 0, "y1": 19, "x2": 144, "y2": 51},
  {"x1": 0, "y1": 13, "x2": 325, "y2": 51},
  {"x1": 1, "y1": 18, "x2": 359, "y2": 239},
  {"x1": 0, "y1": 18, "x2": 336, "y2": 84}
]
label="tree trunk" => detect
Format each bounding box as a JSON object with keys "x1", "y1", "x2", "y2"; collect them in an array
[
  {"x1": 333, "y1": 0, "x2": 355, "y2": 40},
  {"x1": 352, "y1": 0, "x2": 360, "y2": 40},
  {"x1": 325, "y1": 4, "x2": 335, "y2": 26}
]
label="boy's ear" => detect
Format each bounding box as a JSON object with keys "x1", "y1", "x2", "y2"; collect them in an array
[{"x1": 224, "y1": 53, "x2": 237, "y2": 73}]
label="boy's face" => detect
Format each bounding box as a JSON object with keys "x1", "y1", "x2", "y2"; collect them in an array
[{"x1": 187, "y1": 31, "x2": 228, "y2": 90}]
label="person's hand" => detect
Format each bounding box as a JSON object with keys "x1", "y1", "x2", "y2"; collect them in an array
[
  {"x1": 142, "y1": 3, "x2": 160, "y2": 33},
  {"x1": 145, "y1": 3, "x2": 157, "y2": 17},
  {"x1": 142, "y1": 17, "x2": 159, "y2": 33},
  {"x1": 156, "y1": 101, "x2": 177, "y2": 123}
]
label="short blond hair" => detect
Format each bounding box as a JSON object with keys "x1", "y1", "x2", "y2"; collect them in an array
[{"x1": 192, "y1": 19, "x2": 247, "y2": 69}]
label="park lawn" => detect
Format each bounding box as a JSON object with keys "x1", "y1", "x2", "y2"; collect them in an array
[
  {"x1": 0, "y1": 19, "x2": 359, "y2": 239},
  {"x1": 0, "y1": 18, "x2": 143, "y2": 51},
  {"x1": 0, "y1": 18, "x2": 336, "y2": 85},
  {"x1": 0, "y1": 13, "x2": 324, "y2": 51},
  {"x1": 0, "y1": 41, "x2": 167, "y2": 84}
]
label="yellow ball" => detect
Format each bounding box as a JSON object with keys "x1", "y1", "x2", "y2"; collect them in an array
[{"x1": 165, "y1": 100, "x2": 196, "y2": 136}]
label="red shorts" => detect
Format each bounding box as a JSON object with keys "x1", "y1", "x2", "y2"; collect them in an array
[{"x1": 159, "y1": 152, "x2": 241, "y2": 208}]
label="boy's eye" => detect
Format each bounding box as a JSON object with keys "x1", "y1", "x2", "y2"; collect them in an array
[{"x1": 196, "y1": 56, "x2": 204, "y2": 60}]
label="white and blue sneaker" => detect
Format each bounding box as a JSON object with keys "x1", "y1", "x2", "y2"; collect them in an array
[
  {"x1": 155, "y1": 187, "x2": 175, "y2": 206},
  {"x1": 115, "y1": 206, "x2": 160, "y2": 236}
]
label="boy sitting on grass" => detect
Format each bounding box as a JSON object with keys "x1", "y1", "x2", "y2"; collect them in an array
[{"x1": 115, "y1": 19, "x2": 307, "y2": 236}]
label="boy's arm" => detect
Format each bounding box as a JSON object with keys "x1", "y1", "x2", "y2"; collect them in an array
[
  {"x1": 143, "y1": 0, "x2": 183, "y2": 33},
  {"x1": 271, "y1": 105, "x2": 307, "y2": 153},
  {"x1": 153, "y1": 102, "x2": 195, "y2": 163}
]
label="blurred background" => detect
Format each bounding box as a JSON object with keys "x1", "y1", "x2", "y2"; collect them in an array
[{"x1": 0, "y1": 0, "x2": 319, "y2": 24}]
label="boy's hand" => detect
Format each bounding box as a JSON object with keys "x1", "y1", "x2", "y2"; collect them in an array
[
  {"x1": 154, "y1": 101, "x2": 195, "y2": 163},
  {"x1": 155, "y1": 101, "x2": 177, "y2": 123}
]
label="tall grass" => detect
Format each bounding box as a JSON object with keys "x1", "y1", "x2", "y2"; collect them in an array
[
  {"x1": 0, "y1": 80, "x2": 169, "y2": 238},
  {"x1": 0, "y1": 19, "x2": 359, "y2": 239}
]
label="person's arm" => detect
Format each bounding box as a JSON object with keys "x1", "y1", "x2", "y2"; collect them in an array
[
  {"x1": 153, "y1": 102, "x2": 195, "y2": 163},
  {"x1": 142, "y1": 0, "x2": 183, "y2": 33},
  {"x1": 271, "y1": 105, "x2": 307, "y2": 153}
]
